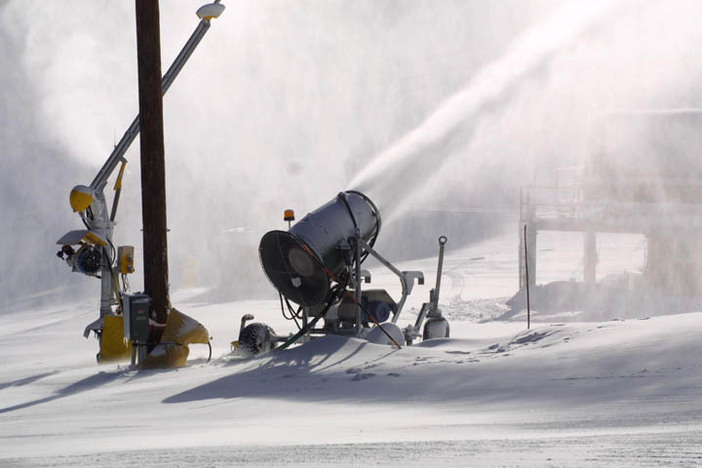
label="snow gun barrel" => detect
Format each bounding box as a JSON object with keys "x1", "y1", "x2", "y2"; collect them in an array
[{"x1": 258, "y1": 191, "x2": 381, "y2": 306}]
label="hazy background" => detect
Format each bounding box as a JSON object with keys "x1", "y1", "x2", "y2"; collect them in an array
[{"x1": 2, "y1": 0, "x2": 702, "y2": 308}]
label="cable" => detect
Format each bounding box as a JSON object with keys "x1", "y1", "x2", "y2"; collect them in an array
[
  {"x1": 276, "y1": 283, "x2": 346, "y2": 351},
  {"x1": 106, "y1": 238, "x2": 116, "y2": 266},
  {"x1": 102, "y1": 248, "x2": 123, "y2": 311},
  {"x1": 278, "y1": 291, "x2": 285, "y2": 315},
  {"x1": 288, "y1": 303, "x2": 301, "y2": 330},
  {"x1": 340, "y1": 193, "x2": 372, "y2": 264},
  {"x1": 342, "y1": 288, "x2": 402, "y2": 349},
  {"x1": 80, "y1": 213, "x2": 91, "y2": 230},
  {"x1": 279, "y1": 292, "x2": 301, "y2": 329},
  {"x1": 284, "y1": 297, "x2": 303, "y2": 319},
  {"x1": 122, "y1": 273, "x2": 131, "y2": 293}
]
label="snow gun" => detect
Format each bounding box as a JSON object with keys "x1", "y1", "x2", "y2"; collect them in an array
[
  {"x1": 55, "y1": 2, "x2": 225, "y2": 365},
  {"x1": 236, "y1": 191, "x2": 450, "y2": 355}
]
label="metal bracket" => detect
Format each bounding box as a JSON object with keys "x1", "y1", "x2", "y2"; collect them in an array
[
  {"x1": 356, "y1": 238, "x2": 424, "y2": 324},
  {"x1": 401, "y1": 271, "x2": 424, "y2": 294}
]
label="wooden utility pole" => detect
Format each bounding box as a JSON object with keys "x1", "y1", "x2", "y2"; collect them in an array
[{"x1": 135, "y1": 0, "x2": 170, "y2": 335}]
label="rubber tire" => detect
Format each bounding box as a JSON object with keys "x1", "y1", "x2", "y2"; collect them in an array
[
  {"x1": 423, "y1": 317, "x2": 450, "y2": 340},
  {"x1": 239, "y1": 323, "x2": 274, "y2": 356}
]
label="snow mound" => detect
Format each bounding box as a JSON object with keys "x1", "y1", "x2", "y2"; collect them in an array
[{"x1": 504, "y1": 275, "x2": 702, "y2": 322}]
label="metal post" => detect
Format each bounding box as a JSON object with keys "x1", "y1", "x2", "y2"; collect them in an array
[
  {"x1": 525, "y1": 225, "x2": 537, "y2": 288},
  {"x1": 354, "y1": 233, "x2": 363, "y2": 335},
  {"x1": 524, "y1": 224, "x2": 531, "y2": 330},
  {"x1": 302, "y1": 306, "x2": 309, "y2": 340},
  {"x1": 584, "y1": 230, "x2": 597, "y2": 284},
  {"x1": 431, "y1": 236, "x2": 447, "y2": 316},
  {"x1": 135, "y1": 0, "x2": 170, "y2": 335}
]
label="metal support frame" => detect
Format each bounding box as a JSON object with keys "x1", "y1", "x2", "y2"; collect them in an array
[
  {"x1": 356, "y1": 238, "x2": 424, "y2": 325},
  {"x1": 354, "y1": 233, "x2": 363, "y2": 335},
  {"x1": 283, "y1": 236, "x2": 423, "y2": 346},
  {"x1": 401, "y1": 236, "x2": 449, "y2": 344}
]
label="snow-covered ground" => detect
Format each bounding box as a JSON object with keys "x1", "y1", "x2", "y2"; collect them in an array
[{"x1": 2, "y1": 232, "x2": 702, "y2": 467}]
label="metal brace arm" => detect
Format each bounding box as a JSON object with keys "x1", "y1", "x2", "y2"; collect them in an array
[
  {"x1": 357, "y1": 238, "x2": 424, "y2": 323},
  {"x1": 90, "y1": 1, "x2": 223, "y2": 192}
]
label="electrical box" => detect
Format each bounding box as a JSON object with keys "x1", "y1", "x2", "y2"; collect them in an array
[
  {"x1": 123, "y1": 293, "x2": 151, "y2": 344},
  {"x1": 118, "y1": 246, "x2": 135, "y2": 274}
]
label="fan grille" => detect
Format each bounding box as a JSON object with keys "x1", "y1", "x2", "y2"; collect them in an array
[{"x1": 259, "y1": 231, "x2": 330, "y2": 306}]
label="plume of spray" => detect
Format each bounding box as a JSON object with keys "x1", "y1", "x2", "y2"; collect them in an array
[
  {"x1": 348, "y1": 0, "x2": 626, "y2": 224},
  {"x1": 10, "y1": 0, "x2": 702, "y2": 307},
  {"x1": 0, "y1": 4, "x2": 99, "y2": 310}
]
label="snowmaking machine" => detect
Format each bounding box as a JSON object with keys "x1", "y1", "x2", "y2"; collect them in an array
[
  {"x1": 55, "y1": 2, "x2": 225, "y2": 364},
  {"x1": 238, "y1": 191, "x2": 450, "y2": 355}
]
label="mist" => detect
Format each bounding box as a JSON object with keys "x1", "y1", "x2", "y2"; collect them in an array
[
  {"x1": 0, "y1": 7, "x2": 95, "y2": 310},
  {"x1": 3, "y1": 0, "x2": 702, "y2": 306},
  {"x1": 348, "y1": 0, "x2": 621, "y2": 218}
]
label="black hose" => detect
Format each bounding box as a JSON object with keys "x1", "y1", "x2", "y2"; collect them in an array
[
  {"x1": 276, "y1": 284, "x2": 345, "y2": 351},
  {"x1": 279, "y1": 292, "x2": 301, "y2": 329}
]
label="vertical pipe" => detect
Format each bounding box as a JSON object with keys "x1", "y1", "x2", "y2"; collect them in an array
[
  {"x1": 524, "y1": 224, "x2": 531, "y2": 330},
  {"x1": 354, "y1": 234, "x2": 363, "y2": 335},
  {"x1": 432, "y1": 236, "x2": 447, "y2": 314},
  {"x1": 526, "y1": 224, "x2": 537, "y2": 287},
  {"x1": 135, "y1": 0, "x2": 170, "y2": 334},
  {"x1": 518, "y1": 224, "x2": 525, "y2": 290},
  {"x1": 584, "y1": 230, "x2": 597, "y2": 284},
  {"x1": 519, "y1": 189, "x2": 524, "y2": 290}
]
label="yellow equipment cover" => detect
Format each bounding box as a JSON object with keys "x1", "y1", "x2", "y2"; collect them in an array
[
  {"x1": 99, "y1": 315, "x2": 132, "y2": 362},
  {"x1": 140, "y1": 308, "x2": 210, "y2": 369}
]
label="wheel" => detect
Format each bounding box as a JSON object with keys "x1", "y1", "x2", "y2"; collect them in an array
[
  {"x1": 239, "y1": 323, "x2": 274, "y2": 356},
  {"x1": 423, "y1": 317, "x2": 450, "y2": 340}
]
